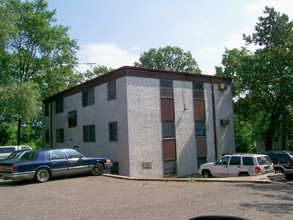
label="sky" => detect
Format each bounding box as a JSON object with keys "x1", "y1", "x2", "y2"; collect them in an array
[{"x1": 46, "y1": 0, "x2": 293, "y2": 75}]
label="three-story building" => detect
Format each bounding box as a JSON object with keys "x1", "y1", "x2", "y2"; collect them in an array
[{"x1": 43, "y1": 66, "x2": 235, "y2": 178}]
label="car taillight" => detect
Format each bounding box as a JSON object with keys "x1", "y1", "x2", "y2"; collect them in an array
[
  {"x1": 289, "y1": 162, "x2": 293, "y2": 167},
  {"x1": 12, "y1": 165, "x2": 17, "y2": 172},
  {"x1": 255, "y1": 167, "x2": 261, "y2": 173}
]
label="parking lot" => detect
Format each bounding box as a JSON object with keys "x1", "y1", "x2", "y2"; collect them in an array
[{"x1": 0, "y1": 175, "x2": 293, "y2": 220}]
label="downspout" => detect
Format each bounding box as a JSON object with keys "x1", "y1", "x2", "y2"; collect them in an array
[{"x1": 211, "y1": 78, "x2": 218, "y2": 160}]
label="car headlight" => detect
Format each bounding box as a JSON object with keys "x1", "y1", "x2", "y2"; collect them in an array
[{"x1": 106, "y1": 159, "x2": 111, "y2": 163}]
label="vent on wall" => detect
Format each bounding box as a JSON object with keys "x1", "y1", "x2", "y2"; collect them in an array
[
  {"x1": 220, "y1": 119, "x2": 230, "y2": 126},
  {"x1": 142, "y1": 161, "x2": 152, "y2": 169},
  {"x1": 218, "y1": 83, "x2": 227, "y2": 90}
]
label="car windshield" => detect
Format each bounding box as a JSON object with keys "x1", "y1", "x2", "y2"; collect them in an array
[
  {"x1": 19, "y1": 151, "x2": 37, "y2": 161},
  {"x1": 257, "y1": 156, "x2": 272, "y2": 165},
  {"x1": 216, "y1": 156, "x2": 230, "y2": 165}
]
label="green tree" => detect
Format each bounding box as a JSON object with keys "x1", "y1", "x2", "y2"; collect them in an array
[
  {"x1": 77, "y1": 65, "x2": 114, "y2": 83},
  {"x1": 0, "y1": 81, "x2": 41, "y2": 145},
  {"x1": 216, "y1": 7, "x2": 293, "y2": 151},
  {"x1": 0, "y1": 0, "x2": 79, "y2": 146},
  {"x1": 1, "y1": 0, "x2": 79, "y2": 97},
  {"x1": 134, "y1": 46, "x2": 201, "y2": 74}
]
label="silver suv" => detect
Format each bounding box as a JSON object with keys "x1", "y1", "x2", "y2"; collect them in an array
[{"x1": 198, "y1": 154, "x2": 274, "y2": 178}]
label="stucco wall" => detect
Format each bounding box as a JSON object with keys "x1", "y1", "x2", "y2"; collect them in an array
[
  {"x1": 173, "y1": 81, "x2": 197, "y2": 176},
  {"x1": 204, "y1": 83, "x2": 216, "y2": 162},
  {"x1": 126, "y1": 76, "x2": 163, "y2": 178},
  {"x1": 214, "y1": 84, "x2": 236, "y2": 159},
  {"x1": 43, "y1": 77, "x2": 130, "y2": 176}
]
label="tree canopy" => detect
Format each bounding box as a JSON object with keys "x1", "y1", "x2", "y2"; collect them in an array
[
  {"x1": 0, "y1": 0, "x2": 79, "y2": 146},
  {"x1": 134, "y1": 46, "x2": 201, "y2": 74},
  {"x1": 216, "y1": 7, "x2": 293, "y2": 151}
]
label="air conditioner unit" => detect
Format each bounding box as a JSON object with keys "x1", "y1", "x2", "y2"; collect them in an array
[
  {"x1": 218, "y1": 83, "x2": 227, "y2": 90},
  {"x1": 220, "y1": 119, "x2": 230, "y2": 126}
]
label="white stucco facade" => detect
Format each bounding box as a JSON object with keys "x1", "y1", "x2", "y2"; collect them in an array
[{"x1": 43, "y1": 66, "x2": 235, "y2": 178}]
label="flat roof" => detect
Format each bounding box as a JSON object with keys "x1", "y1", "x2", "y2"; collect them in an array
[{"x1": 43, "y1": 66, "x2": 232, "y2": 103}]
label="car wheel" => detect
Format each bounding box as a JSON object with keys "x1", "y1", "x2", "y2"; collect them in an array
[
  {"x1": 92, "y1": 163, "x2": 104, "y2": 176},
  {"x1": 202, "y1": 170, "x2": 212, "y2": 178},
  {"x1": 35, "y1": 168, "x2": 50, "y2": 183},
  {"x1": 274, "y1": 168, "x2": 284, "y2": 174}
]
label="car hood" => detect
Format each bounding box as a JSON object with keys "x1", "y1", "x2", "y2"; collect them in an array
[{"x1": 200, "y1": 162, "x2": 215, "y2": 168}]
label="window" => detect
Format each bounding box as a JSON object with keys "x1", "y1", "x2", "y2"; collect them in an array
[
  {"x1": 50, "y1": 150, "x2": 66, "y2": 160},
  {"x1": 64, "y1": 149, "x2": 83, "y2": 159},
  {"x1": 83, "y1": 125, "x2": 95, "y2": 142},
  {"x1": 82, "y1": 88, "x2": 94, "y2": 107},
  {"x1": 195, "y1": 120, "x2": 206, "y2": 136},
  {"x1": 56, "y1": 129, "x2": 64, "y2": 143},
  {"x1": 45, "y1": 130, "x2": 49, "y2": 143},
  {"x1": 243, "y1": 157, "x2": 254, "y2": 166},
  {"x1": 193, "y1": 82, "x2": 204, "y2": 99},
  {"x1": 44, "y1": 103, "x2": 49, "y2": 116},
  {"x1": 68, "y1": 110, "x2": 77, "y2": 128},
  {"x1": 229, "y1": 156, "x2": 241, "y2": 165},
  {"x1": 216, "y1": 156, "x2": 230, "y2": 165},
  {"x1": 257, "y1": 156, "x2": 272, "y2": 165},
  {"x1": 160, "y1": 80, "x2": 173, "y2": 98},
  {"x1": 108, "y1": 81, "x2": 116, "y2": 101},
  {"x1": 109, "y1": 122, "x2": 118, "y2": 141},
  {"x1": 55, "y1": 96, "x2": 64, "y2": 113},
  {"x1": 163, "y1": 121, "x2": 175, "y2": 138},
  {"x1": 19, "y1": 151, "x2": 37, "y2": 161}
]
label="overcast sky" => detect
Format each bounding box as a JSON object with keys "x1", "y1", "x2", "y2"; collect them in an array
[{"x1": 46, "y1": 0, "x2": 293, "y2": 75}]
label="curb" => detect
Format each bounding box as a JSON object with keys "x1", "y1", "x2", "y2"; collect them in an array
[{"x1": 103, "y1": 173, "x2": 285, "y2": 184}]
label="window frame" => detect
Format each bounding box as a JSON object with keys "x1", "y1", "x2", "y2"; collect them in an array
[
  {"x1": 107, "y1": 80, "x2": 116, "y2": 101},
  {"x1": 55, "y1": 96, "x2": 64, "y2": 114},
  {"x1": 195, "y1": 120, "x2": 206, "y2": 137},
  {"x1": 162, "y1": 120, "x2": 175, "y2": 139},
  {"x1": 83, "y1": 125, "x2": 96, "y2": 142},
  {"x1": 109, "y1": 121, "x2": 118, "y2": 142},
  {"x1": 56, "y1": 128, "x2": 64, "y2": 143},
  {"x1": 82, "y1": 88, "x2": 95, "y2": 107},
  {"x1": 193, "y1": 82, "x2": 204, "y2": 99},
  {"x1": 160, "y1": 79, "x2": 174, "y2": 98},
  {"x1": 67, "y1": 110, "x2": 77, "y2": 128}
]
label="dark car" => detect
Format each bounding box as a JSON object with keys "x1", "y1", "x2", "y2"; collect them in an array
[
  {"x1": 0, "y1": 149, "x2": 113, "y2": 183},
  {"x1": 0, "y1": 150, "x2": 28, "y2": 161},
  {"x1": 260, "y1": 151, "x2": 293, "y2": 176}
]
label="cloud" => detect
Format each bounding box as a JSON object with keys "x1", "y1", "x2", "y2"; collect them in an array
[
  {"x1": 76, "y1": 43, "x2": 140, "y2": 72},
  {"x1": 245, "y1": 0, "x2": 293, "y2": 20}
]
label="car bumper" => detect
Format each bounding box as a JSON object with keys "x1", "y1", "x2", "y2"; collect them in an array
[
  {"x1": 284, "y1": 169, "x2": 293, "y2": 175},
  {"x1": 0, "y1": 171, "x2": 35, "y2": 180},
  {"x1": 104, "y1": 162, "x2": 113, "y2": 170}
]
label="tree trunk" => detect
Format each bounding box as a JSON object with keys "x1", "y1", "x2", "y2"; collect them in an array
[
  {"x1": 264, "y1": 108, "x2": 280, "y2": 151},
  {"x1": 17, "y1": 118, "x2": 21, "y2": 147}
]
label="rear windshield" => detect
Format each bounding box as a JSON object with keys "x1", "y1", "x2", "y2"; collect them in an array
[
  {"x1": 257, "y1": 156, "x2": 272, "y2": 165},
  {"x1": 19, "y1": 152, "x2": 37, "y2": 161}
]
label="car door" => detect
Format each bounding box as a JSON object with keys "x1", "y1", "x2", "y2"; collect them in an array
[
  {"x1": 212, "y1": 156, "x2": 230, "y2": 177},
  {"x1": 49, "y1": 150, "x2": 70, "y2": 177},
  {"x1": 64, "y1": 149, "x2": 89, "y2": 175},
  {"x1": 227, "y1": 156, "x2": 241, "y2": 176}
]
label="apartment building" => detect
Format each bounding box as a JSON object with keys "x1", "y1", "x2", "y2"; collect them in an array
[{"x1": 43, "y1": 66, "x2": 235, "y2": 178}]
